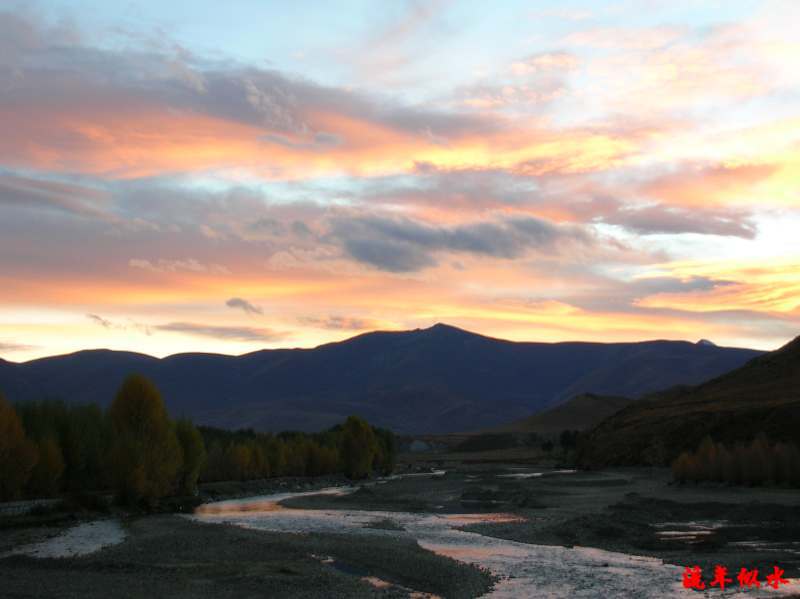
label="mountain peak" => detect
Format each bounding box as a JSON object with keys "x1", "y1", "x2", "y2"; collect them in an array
[
  {"x1": 428, "y1": 322, "x2": 461, "y2": 332},
  {"x1": 421, "y1": 323, "x2": 475, "y2": 338},
  {"x1": 696, "y1": 339, "x2": 717, "y2": 347}
]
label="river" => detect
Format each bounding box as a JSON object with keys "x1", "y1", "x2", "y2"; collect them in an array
[{"x1": 191, "y1": 475, "x2": 793, "y2": 598}]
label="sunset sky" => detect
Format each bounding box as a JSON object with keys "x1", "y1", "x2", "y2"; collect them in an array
[{"x1": 1, "y1": 0, "x2": 799, "y2": 361}]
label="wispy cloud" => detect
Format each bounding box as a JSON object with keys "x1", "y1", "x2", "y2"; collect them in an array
[
  {"x1": 87, "y1": 313, "x2": 114, "y2": 328},
  {"x1": 0, "y1": 341, "x2": 35, "y2": 354},
  {"x1": 298, "y1": 315, "x2": 386, "y2": 331},
  {"x1": 0, "y1": 172, "x2": 111, "y2": 219},
  {"x1": 129, "y1": 259, "x2": 231, "y2": 275},
  {"x1": 86, "y1": 314, "x2": 152, "y2": 335},
  {"x1": 155, "y1": 322, "x2": 284, "y2": 342}
]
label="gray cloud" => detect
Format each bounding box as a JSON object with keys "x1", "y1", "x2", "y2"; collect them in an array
[
  {"x1": 340, "y1": 166, "x2": 759, "y2": 240},
  {"x1": 226, "y1": 297, "x2": 263, "y2": 315},
  {"x1": 357, "y1": 165, "x2": 540, "y2": 211},
  {"x1": 341, "y1": 237, "x2": 434, "y2": 272},
  {"x1": 156, "y1": 322, "x2": 282, "y2": 342},
  {"x1": 602, "y1": 203, "x2": 757, "y2": 239},
  {"x1": 248, "y1": 217, "x2": 286, "y2": 235},
  {"x1": 560, "y1": 274, "x2": 736, "y2": 314},
  {"x1": 628, "y1": 275, "x2": 733, "y2": 295},
  {"x1": 330, "y1": 214, "x2": 592, "y2": 271},
  {"x1": 291, "y1": 220, "x2": 312, "y2": 237},
  {"x1": 0, "y1": 172, "x2": 112, "y2": 219}
]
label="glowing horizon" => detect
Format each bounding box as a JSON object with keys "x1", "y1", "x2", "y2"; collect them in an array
[{"x1": 1, "y1": 1, "x2": 799, "y2": 361}]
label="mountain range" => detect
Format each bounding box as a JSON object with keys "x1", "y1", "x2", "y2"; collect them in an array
[{"x1": 0, "y1": 324, "x2": 763, "y2": 434}]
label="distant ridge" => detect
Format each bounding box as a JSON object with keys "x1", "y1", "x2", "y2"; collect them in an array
[
  {"x1": 0, "y1": 324, "x2": 765, "y2": 434},
  {"x1": 579, "y1": 334, "x2": 800, "y2": 466},
  {"x1": 488, "y1": 394, "x2": 634, "y2": 436}
]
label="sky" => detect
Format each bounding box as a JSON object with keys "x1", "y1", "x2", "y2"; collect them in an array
[{"x1": 0, "y1": 0, "x2": 799, "y2": 361}]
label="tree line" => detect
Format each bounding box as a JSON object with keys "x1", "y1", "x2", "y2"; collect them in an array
[
  {"x1": 672, "y1": 435, "x2": 800, "y2": 487},
  {"x1": 0, "y1": 374, "x2": 396, "y2": 505}
]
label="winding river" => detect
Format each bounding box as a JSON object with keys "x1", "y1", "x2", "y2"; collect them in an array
[{"x1": 191, "y1": 477, "x2": 782, "y2": 598}]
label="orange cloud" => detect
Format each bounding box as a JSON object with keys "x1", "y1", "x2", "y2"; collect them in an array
[
  {"x1": 0, "y1": 97, "x2": 655, "y2": 182},
  {"x1": 641, "y1": 163, "x2": 776, "y2": 207},
  {"x1": 635, "y1": 260, "x2": 800, "y2": 314}
]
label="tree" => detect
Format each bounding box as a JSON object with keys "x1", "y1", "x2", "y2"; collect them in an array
[
  {"x1": 0, "y1": 393, "x2": 38, "y2": 500},
  {"x1": 175, "y1": 419, "x2": 206, "y2": 495},
  {"x1": 284, "y1": 437, "x2": 311, "y2": 476},
  {"x1": 672, "y1": 435, "x2": 800, "y2": 488},
  {"x1": 226, "y1": 443, "x2": 253, "y2": 480},
  {"x1": 340, "y1": 415, "x2": 377, "y2": 479},
  {"x1": 373, "y1": 428, "x2": 397, "y2": 476},
  {"x1": 63, "y1": 403, "x2": 111, "y2": 492},
  {"x1": 671, "y1": 451, "x2": 693, "y2": 483},
  {"x1": 265, "y1": 436, "x2": 286, "y2": 477},
  {"x1": 28, "y1": 437, "x2": 65, "y2": 497},
  {"x1": 108, "y1": 375, "x2": 182, "y2": 505},
  {"x1": 202, "y1": 441, "x2": 227, "y2": 482}
]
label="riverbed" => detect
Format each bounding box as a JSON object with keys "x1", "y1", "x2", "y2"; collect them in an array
[{"x1": 193, "y1": 470, "x2": 799, "y2": 598}]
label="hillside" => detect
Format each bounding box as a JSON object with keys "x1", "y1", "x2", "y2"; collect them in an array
[
  {"x1": 579, "y1": 335, "x2": 800, "y2": 467},
  {"x1": 488, "y1": 394, "x2": 634, "y2": 436},
  {"x1": 0, "y1": 324, "x2": 762, "y2": 434}
]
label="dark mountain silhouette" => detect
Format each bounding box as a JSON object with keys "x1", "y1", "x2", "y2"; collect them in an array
[
  {"x1": 488, "y1": 394, "x2": 634, "y2": 436},
  {"x1": 579, "y1": 335, "x2": 800, "y2": 467},
  {"x1": 0, "y1": 323, "x2": 763, "y2": 434}
]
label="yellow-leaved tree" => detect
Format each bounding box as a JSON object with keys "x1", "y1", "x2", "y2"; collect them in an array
[
  {"x1": 340, "y1": 415, "x2": 378, "y2": 479},
  {"x1": 0, "y1": 392, "x2": 38, "y2": 500},
  {"x1": 109, "y1": 375, "x2": 182, "y2": 506}
]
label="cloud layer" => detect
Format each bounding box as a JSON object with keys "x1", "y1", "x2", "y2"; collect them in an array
[{"x1": 1, "y1": 4, "x2": 799, "y2": 359}]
